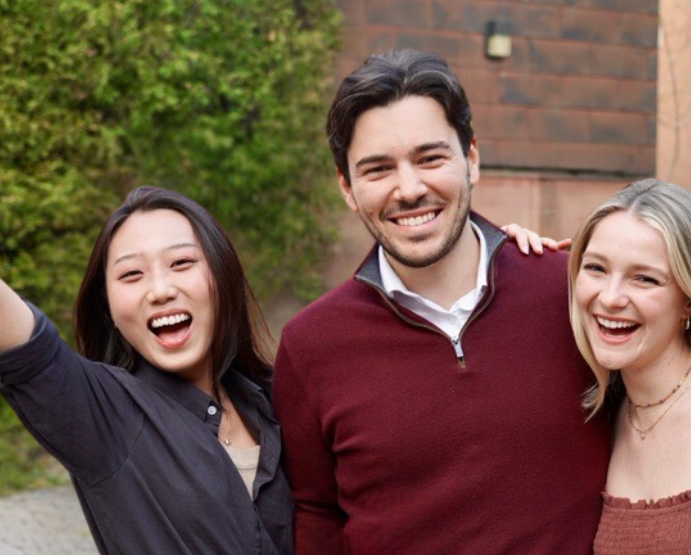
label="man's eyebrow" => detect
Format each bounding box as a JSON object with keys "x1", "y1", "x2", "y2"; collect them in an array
[
  {"x1": 411, "y1": 141, "x2": 452, "y2": 155},
  {"x1": 111, "y1": 243, "x2": 200, "y2": 267},
  {"x1": 354, "y1": 154, "x2": 393, "y2": 171}
]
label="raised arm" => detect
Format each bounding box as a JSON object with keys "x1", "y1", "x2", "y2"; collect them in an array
[
  {"x1": 0, "y1": 278, "x2": 145, "y2": 483},
  {"x1": 0, "y1": 278, "x2": 35, "y2": 351}
]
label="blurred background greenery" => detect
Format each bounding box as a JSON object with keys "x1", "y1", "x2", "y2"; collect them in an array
[{"x1": 0, "y1": 0, "x2": 341, "y2": 495}]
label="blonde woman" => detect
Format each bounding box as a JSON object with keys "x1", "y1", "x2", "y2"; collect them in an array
[{"x1": 570, "y1": 178, "x2": 691, "y2": 552}]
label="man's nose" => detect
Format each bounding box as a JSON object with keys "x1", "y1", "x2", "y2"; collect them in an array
[{"x1": 394, "y1": 166, "x2": 428, "y2": 203}]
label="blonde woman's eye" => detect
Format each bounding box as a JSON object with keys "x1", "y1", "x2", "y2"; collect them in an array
[
  {"x1": 582, "y1": 263, "x2": 604, "y2": 273},
  {"x1": 636, "y1": 275, "x2": 659, "y2": 285}
]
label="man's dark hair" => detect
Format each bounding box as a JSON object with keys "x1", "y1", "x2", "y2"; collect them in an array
[{"x1": 326, "y1": 48, "x2": 474, "y2": 184}]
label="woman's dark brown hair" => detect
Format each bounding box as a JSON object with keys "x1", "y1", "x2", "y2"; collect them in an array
[{"x1": 74, "y1": 186, "x2": 273, "y2": 393}]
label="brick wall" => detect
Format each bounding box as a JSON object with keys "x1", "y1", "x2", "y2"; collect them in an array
[
  {"x1": 284, "y1": 0, "x2": 662, "y2": 318},
  {"x1": 336, "y1": 0, "x2": 659, "y2": 177},
  {"x1": 263, "y1": 1, "x2": 663, "y2": 338}
]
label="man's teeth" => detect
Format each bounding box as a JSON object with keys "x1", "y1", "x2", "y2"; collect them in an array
[
  {"x1": 597, "y1": 317, "x2": 637, "y2": 330},
  {"x1": 397, "y1": 212, "x2": 436, "y2": 227},
  {"x1": 151, "y1": 314, "x2": 190, "y2": 329}
]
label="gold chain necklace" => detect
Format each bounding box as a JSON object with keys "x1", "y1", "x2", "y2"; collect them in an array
[
  {"x1": 218, "y1": 396, "x2": 234, "y2": 446},
  {"x1": 627, "y1": 382, "x2": 690, "y2": 440},
  {"x1": 628, "y1": 364, "x2": 691, "y2": 409}
]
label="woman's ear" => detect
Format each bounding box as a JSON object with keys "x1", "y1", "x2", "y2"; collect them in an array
[{"x1": 682, "y1": 299, "x2": 691, "y2": 331}]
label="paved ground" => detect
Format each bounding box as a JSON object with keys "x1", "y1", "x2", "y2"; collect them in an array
[{"x1": 0, "y1": 487, "x2": 97, "y2": 555}]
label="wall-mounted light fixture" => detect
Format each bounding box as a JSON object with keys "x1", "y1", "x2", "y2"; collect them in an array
[{"x1": 485, "y1": 21, "x2": 512, "y2": 59}]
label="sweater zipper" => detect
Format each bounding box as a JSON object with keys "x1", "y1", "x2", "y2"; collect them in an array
[
  {"x1": 355, "y1": 226, "x2": 507, "y2": 368},
  {"x1": 353, "y1": 274, "x2": 463, "y2": 364},
  {"x1": 373, "y1": 290, "x2": 464, "y2": 362},
  {"x1": 455, "y1": 239, "x2": 503, "y2": 368}
]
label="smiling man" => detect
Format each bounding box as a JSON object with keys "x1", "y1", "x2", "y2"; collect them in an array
[{"x1": 273, "y1": 49, "x2": 610, "y2": 554}]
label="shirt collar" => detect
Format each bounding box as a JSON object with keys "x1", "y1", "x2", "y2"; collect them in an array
[
  {"x1": 379, "y1": 220, "x2": 489, "y2": 302},
  {"x1": 131, "y1": 357, "x2": 273, "y2": 426},
  {"x1": 132, "y1": 356, "x2": 220, "y2": 422},
  {"x1": 131, "y1": 357, "x2": 281, "y2": 497}
]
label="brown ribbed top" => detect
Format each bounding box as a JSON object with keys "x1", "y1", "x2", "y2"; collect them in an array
[{"x1": 594, "y1": 490, "x2": 691, "y2": 554}]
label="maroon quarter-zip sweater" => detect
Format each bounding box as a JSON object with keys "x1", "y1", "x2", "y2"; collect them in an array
[{"x1": 274, "y1": 213, "x2": 609, "y2": 555}]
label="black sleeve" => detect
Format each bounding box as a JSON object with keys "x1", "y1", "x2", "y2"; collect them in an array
[{"x1": 0, "y1": 303, "x2": 145, "y2": 485}]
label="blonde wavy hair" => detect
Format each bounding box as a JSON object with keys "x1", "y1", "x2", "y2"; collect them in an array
[{"x1": 569, "y1": 179, "x2": 691, "y2": 416}]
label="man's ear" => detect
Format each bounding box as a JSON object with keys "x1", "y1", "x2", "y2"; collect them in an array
[
  {"x1": 465, "y1": 137, "x2": 480, "y2": 186},
  {"x1": 337, "y1": 169, "x2": 359, "y2": 213},
  {"x1": 467, "y1": 138, "x2": 480, "y2": 185}
]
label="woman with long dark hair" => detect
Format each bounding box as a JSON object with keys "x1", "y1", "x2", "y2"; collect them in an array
[{"x1": 0, "y1": 186, "x2": 293, "y2": 554}]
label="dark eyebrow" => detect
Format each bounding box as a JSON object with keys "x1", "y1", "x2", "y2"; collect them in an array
[
  {"x1": 112, "y1": 243, "x2": 200, "y2": 267},
  {"x1": 411, "y1": 141, "x2": 452, "y2": 155},
  {"x1": 354, "y1": 154, "x2": 393, "y2": 171}
]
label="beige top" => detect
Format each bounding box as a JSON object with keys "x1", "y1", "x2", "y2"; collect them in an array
[
  {"x1": 222, "y1": 444, "x2": 261, "y2": 497},
  {"x1": 594, "y1": 489, "x2": 691, "y2": 554}
]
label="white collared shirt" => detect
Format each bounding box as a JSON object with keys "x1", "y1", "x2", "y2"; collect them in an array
[{"x1": 378, "y1": 222, "x2": 489, "y2": 357}]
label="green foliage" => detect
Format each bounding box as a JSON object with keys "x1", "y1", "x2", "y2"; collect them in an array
[
  {"x1": 1, "y1": 0, "x2": 341, "y2": 328},
  {"x1": 129, "y1": 0, "x2": 343, "y2": 298},
  {"x1": 0, "y1": 0, "x2": 341, "y2": 492},
  {"x1": 0, "y1": 1, "x2": 122, "y2": 340}
]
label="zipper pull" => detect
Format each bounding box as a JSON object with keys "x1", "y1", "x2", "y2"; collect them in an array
[{"x1": 451, "y1": 337, "x2": 462, "y2": 358}]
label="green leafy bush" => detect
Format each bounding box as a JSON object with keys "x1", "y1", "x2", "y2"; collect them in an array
[{"x1": 0, "y1": 0, "x2": 341, "y2": 493}]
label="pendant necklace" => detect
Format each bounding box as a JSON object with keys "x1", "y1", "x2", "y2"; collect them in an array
[
  {"x1": 627, "y1": 382, "x2": 690, "y2": 440},
  {"x1": 218, "y1": 396, "x2": 234, "y2": 446}
]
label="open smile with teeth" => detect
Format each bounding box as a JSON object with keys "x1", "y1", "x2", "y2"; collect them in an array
[
  {"x1": 149, "y1": 312, "x2": 192, "y2": 337},
  {"x1": 596, "y1": 316, "x2": 640, "y2": 336},
  {"x1": 151, "y1": 313, "x2": 190, "y2": 329},
  {"x1": 395, "y1": 211, "x2": 438, "y2": 227}
]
